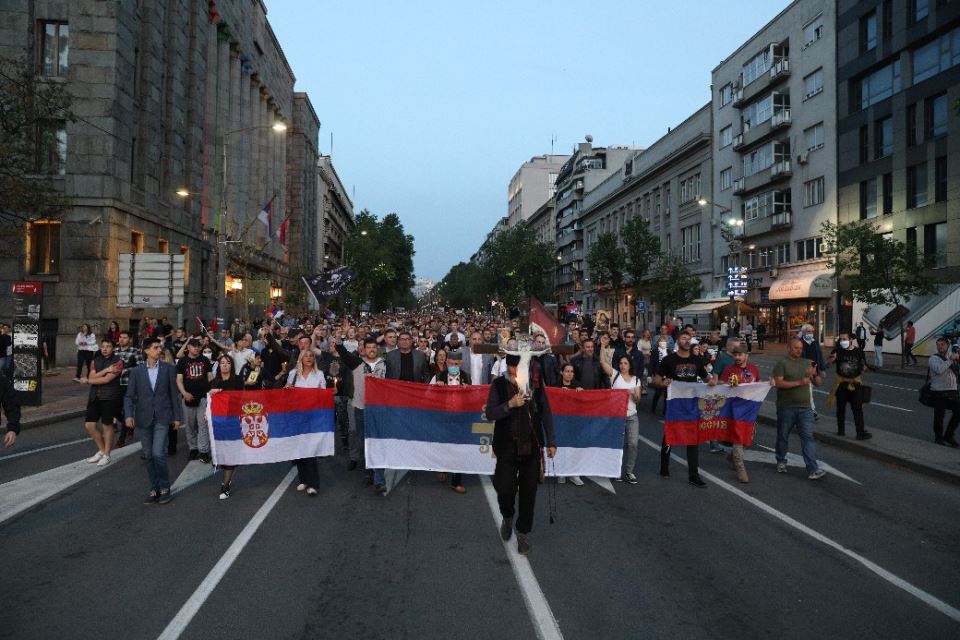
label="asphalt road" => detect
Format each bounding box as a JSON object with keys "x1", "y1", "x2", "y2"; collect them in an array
[{"x1": 1, "y1": 412, "x2": 958, "y2": 639}]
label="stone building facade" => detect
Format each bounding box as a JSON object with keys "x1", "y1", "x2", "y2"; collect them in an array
[
  {"x1": 506, "y1": 154, "x2": 568, "y2": 227},
  {"x1": 286, "y1": 92, "x2": 321, "y2": 275},
  {"x1": 318, "y1": 155, "x2": 355, "y2": 273},
  {"x1": 0, "y1": 0, "x2": 319, "y2": 363}
]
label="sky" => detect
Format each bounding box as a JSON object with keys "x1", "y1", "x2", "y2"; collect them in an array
[{"x1": 267, "y1": 0, "x2": 789, "y2": 282}]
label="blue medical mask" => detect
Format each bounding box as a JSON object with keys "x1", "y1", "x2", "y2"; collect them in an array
[
  {"x1": 803, "y1": 334, "x2": 814, "y2": 343},
  {"x1": 839, "y1": 340, "x2": 850, "y2": 349},
  {"x1": 448, "y1": 365, "x2": 460, "y2": 376}
]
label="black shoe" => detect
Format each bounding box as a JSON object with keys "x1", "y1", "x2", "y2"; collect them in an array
[
  {"x1": 516, "y1": 534, "x2": 530, "y2": 555},
  {"x1": 219, "y1": 484, "x2": 231, "y2": 500},
  {"x1": 855, "y1": 432, "x2": 873, "y2": 441},
  {"x1": 347, "y1": 460, "x2": 358, "y2": 471},
  {"x1": 158, "y1": 489, "x2": 172, "y2": 504},
  {"x1": 659, "y1": 468, "x2": 670, "y2": 478},
  {"x1": 836, "y1": 430, "x2": 845, "y2": 437},
  {"x1": 144, "y1": 489, "x2": 159, "y2": 505},
  {"x1": 189, "y1": 449, "x2": 199, "y2": 460},
  {"x1": 362, "y1": 473, "x2": 373, "y2": 487},
  {"x1": 374, "y1": 483, "x2": 387, "y2": 496},
  {"x1": 199, "y1": 452, "x2": 211, "y2": 464},
  {"x1": 935, "y1": 438, "x2": 947, "y2": 446},
  {"x1": 167, "y1": 447, "x2": 177, "y2": 456},
  {"x1": 688, "y1": 477, "x2": 707, "y2": 488},
  {"x1": 500, "y1": 518, "x2": 513, "y2": 541},
  {"x1": 945, "y1": 437, "x2": 960, "y2": 448}
]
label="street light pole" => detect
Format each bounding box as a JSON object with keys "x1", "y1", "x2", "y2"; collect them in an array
[{"x1": 217, "y1": 140, "x2": 228, "y2": 329}]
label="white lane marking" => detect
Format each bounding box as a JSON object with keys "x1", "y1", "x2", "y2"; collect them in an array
[
  {"x1": 868, "y1": 382, "x2": 914, "y2": 391},
  {"x1": 0, "y1": 437, "x2": 88, "y2": 461},
  {"x1": 479, "y1": 475, "x2": 564, "y2": 640},
  {"x1": 811, "y1": 390, "x2": 912, "y2": 412},
  {"x1": 586, "y1": 476, "x2": 616, "y2": 493},
  {"x1": 638, "y1": 434, "x2": 960, "y2": 623},
  {"x1": 751, "y1": 444, "x2": 861, "y2": 485},
  {"x1": 156, "y1": 468, "x2": 296, "y2": 640},
  {"x1": 170, "y1": 460, "x2": 218, "y2": 496},
  {"x1": 0, "y1": 444, "x2": 142, "y2": 525}
]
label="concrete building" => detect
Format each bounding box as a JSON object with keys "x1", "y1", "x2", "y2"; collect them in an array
[
  {"x1": 527, "y1": 200, "x2": 555, "y2": 248},
  {"x1": 554, "y1": 138, "x2": 638, "y2": 305},
  {"x1": 580, "y1": 105, "x2": 714, "y2": 330},
  {"x1": 836, "y1": 0, "x2": 960, "y2": 336},
  {"x1": 507, "y1": 154, "x2": 568, "y2": 227},
  {"x1": 286, "y1": 92, "x2": 321, "y2": 276},
  {"x1": 0, "y1": 0, "x2": 319, "y2": 363},
  {"x1": 317, "y1": 155, "x2": 354, "y2": 273},
  {"x1": 470, "y1": 216, "x2": 510, "y2": 264},
  {"x1": 712, "y1": 0, "x2": 838, "y2": 342}
]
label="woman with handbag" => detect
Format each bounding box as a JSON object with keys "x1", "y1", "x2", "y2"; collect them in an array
[
  {"x1": 928, "y1": 336, "x2": 960, "y2": 447},
  {"x1": 826, "y1": 332, "x2": 872, "y2": 440}
]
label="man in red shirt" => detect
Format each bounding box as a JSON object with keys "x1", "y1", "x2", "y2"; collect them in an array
[
  {"x1": 904, "y1": 321, "x2": 917, "y2": 366},
  {"x1": 718, "y1": 345, "x2": 761, "y2": 484}
]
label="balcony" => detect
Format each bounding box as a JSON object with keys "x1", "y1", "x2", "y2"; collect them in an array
[
  {"x1": 735, "y1": 55, "x2": 791, "y2": 106},
  {"x1": 732, "y1": 133, "x2": 745, "y2": 150},
  {"x1": 733, "y1": 177, "x2": 745, "y2": 195},
  {"x1": 731, "y1": 87, "x2": 744, "y2": 107},
  {"x1": 736, "y1": 161, "x2": 792, "y2": 196},
  {"x1": 743, "y1": 205, "x2": 791, "y2": 239},
  {"x1": 771, "y1": 159, "x2": 792, "y2": 178},
  {"x1": 771, "y1": 108, "x2": 791, "y2": 129},
  {"x1": 771, "y1": 209, "x2": 793, "y2": 229},
  {"x1": 738, "y1": 109, "x2": 791, "y2": 151}
]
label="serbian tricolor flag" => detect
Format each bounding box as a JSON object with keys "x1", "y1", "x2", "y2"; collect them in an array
[
  {"x1": 256, "y1": 196, "x2": 275, "y2": 237},
  {"x1": 664, "y1": 382, "x2": 770, "y2": 446},
  {"x1": 364, "y1": 379, "x2": 627, "y2": 477},
  {"x1": 529, "y1": 296, "x2": 566, "y2": 346},
  {"x1": 206, "y1": 389, "x2": 335, "y2": 466}
]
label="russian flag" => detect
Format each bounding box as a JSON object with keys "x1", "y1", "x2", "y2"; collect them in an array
[
  {"x1": 364, "y1": 379, "x2": 628, "y2": 477},
  {"x1": 207, "y1": 389, "x2": 335, "y2": 466},
  {"x1": 664, "y1": 382, "x2": 770, "y2": 446}
]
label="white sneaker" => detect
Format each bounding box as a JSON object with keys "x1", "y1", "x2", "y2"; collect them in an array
[
  {"x1": 625, "y1": 473, "x2": 638, "y2": 484},
  {"x1": 557, "y1": 476, "x2": 566, "y2": 484},
  {"x1": 569, "y1": 476, "x2": 584, "y2": 486},
  {"x1": 96, "y1": 454, "x2": 111, "y2": 467},
  {"x1": 86, "y1": 452, "x2": 104, "y2": 463},
  {"x1": 306, "y1": 487, "x2": 318, "y2": 496},
  {"x1": 808, "y1": 469, "x2": 827, "y2": 480},
  {"x1": 296, "y1": 483, "x2": 306, "y2": 491},
  {"x1": 776, "y1": 463, "x2": 787, "y2": 473}
]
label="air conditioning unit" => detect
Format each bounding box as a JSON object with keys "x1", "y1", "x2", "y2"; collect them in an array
[
  {"x1": 769, "y1": 268, "x2": 779, "y2": 278},
  {"x1": 797, "y1": 151, "x2": 809, "y2": 164}
]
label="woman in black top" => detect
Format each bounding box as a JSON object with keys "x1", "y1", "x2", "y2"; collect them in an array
[
  {"x1": 826, "y1": 333, "x2": 871, "y2": 440},
  {"x1": 210, "y1": 354, "x2": 243, "y2": 499}
]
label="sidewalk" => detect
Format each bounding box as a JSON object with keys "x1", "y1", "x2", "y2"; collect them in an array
[
  {"x1": 20, "y1": 368, "x2": 90, "y2": 428},
  {"x1": 741, "y1": 340, "x2": 930, "y2": 379}
]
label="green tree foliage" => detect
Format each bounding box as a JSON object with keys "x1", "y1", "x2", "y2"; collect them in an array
[
  {"x1": 478, "y1": 223, "x2": 555, "y2": 307},
  {"x1": 436, "y1": 261, "x2": 486, "y2": 309},
  {"x1": 344, "y1": 210, "x2": 416, "y2": 312},
  {"x1": 822, "y1": 219, "x2": 937, "y2": 365},
  {"x1": 621, "y1": 215, "x2": 662, "y2": 295},
  {"x1": 651, "y1": 254, "x2": 700, "y2": 323},
  {"x1": 586, "y1": 231, "x2": 626, "y2": 319}
]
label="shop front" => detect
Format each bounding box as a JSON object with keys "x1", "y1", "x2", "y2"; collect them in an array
[{"x1": 763, "y1": 271, "x2": 835, "y2": 343}]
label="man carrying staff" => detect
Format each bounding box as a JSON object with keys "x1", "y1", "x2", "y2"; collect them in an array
[{"x1": 486, "y1": 352, "x2": 556, "y2": 555}]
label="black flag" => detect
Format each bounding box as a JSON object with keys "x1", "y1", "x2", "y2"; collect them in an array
[{"x1": 303, "y1": 266, "x2": 355, "y2": 303}]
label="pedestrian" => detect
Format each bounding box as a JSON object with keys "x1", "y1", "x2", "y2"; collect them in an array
[
  {"x1": 554, "y1": 362, "x2": 584, "y2": 486},
  {"x1": 531, "y1": 333, "x2": 560, "y2": 388},
  {"x1": 74, "y1": 323, "x2": 97, "y2": 382},
  {"x1": 654, "y1": 332, "x2": 716, "y2": 487},
  {"x1": 649, "y1": 335, "x2": 670, "y2": 416},
  {"x1": 285, "y1": 349, "x2": 326, "y2": 496},
  {"x1": 771, "y1": 338, "x2": 826, "y2": 480},
  {"x1": 826, "y1": 333, "x2": 872, "y2": 440},
  {"x1": 719, "y1": 320, "x2": 729, "y2": 350},
  {"x1": 82, "y1": 338, "x2": 124, "y2": 467},
  {"x1": 114, "y1": 331, "x2": 143, "y2": 447},
  {"x1": 637, "y1": 329, "x2": 653, "y2": 395},
  {"x1": 0, "y1": 324, "x2": 11, "y2": 374},
  {"x1": 176, "y1": 338, "x2": 214, "y2": 463},
  {"x1": 743, "y1": 321, "x2": 754, "y2": 353},
  {"x1": 486, "y1": 352, "x2": 557, "y2": 555},
  {"x1": 928, "y1": 336, "x2": 960, "y2": 447},
  {"x1": 336, "y1": 337, "x2": 387, "y2": 488},
  {"x1": 756, "y1": 323, "x2": 766, "y2": 350},
  {"x1": 718, "y1": 345, "x2": 761, "y2": 483},
  {"x1": 800, "y1": 323, "x2": 825, "y2": 421},
  {"x1": 570, "y1": 338, "x2": 610, "y2": 391},
  {"x1": 1, "y1": 368, "x2": 21, "y2": 448},
  {"x1": 209, "y1": 354, "x2": 244, "y2": 499},
  {"x1": 871, "y1": 326, "x2": 885, "y2": 369},
  {"x1": 429, "y1": 349, "x2": 471, "y2": 493},
  {"x1": 855, "y1": 322, "x2": 867, "y2": 351},
  {"x1": 904, "y1": 321, "x2": 918, "y2": 367},
  {"x1": 602, "y1": 354, "x2": 642, "y2": 484},
  {"x1": 124, "y1": 337, "x2": 183, "y2": 504}
]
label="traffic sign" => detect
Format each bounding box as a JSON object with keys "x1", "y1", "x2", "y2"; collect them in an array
[{"x1": 636, "y1": 300, "x2": 646, "y2": 314}]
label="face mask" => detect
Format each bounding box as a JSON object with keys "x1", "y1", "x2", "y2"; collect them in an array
[
  {"x1": 448, "y1": 366, "x2": 460, "y2": 376},
  {"x1": 839, "y1": 340, "x2": 850, "y2": 349},
  {"x1": 803, "y1": 334, "x2": 814, "y2": 343},
  {"x1": 202, "y1": 351, "x2": 213, "y2": 360}
]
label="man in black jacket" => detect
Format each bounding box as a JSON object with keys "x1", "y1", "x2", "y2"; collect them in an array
[
  {"x1": 1, "y1": 370, "x2": 21, "y2": 448},
  {"x1": 570, "y1": 338, "x2": 610, "y2": 390},
  {"x1": 486, "y1": 353, "x2": 557, "y2": 555},
  {"x1": 613, "y1": 330, "x2": 644, "y2": 383}
]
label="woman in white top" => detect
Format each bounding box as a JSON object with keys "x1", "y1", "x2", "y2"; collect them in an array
[
  {"x1": 285, "y1": 349, "x2": 326, "y2": 495},
  {"x1": 74, "y1": 323, "x2": 98, "y2": 382},
  {"x1": 602, "y1": 354, "x2": 642, "y2": 484}
]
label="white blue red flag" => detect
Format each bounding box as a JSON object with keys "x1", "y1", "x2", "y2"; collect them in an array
[
  {"x1": 665, "y1": 382, "x2": 770, "y2": 446},
  {"x1": 363, "y1": 379, "x2": 627, "y2": 477},
  {"x1": 256, "y1": 196, "x2": 275, "y2": 237},
  {"x1": 206, "y1": 389, "x2": 335, "y2": 466}
]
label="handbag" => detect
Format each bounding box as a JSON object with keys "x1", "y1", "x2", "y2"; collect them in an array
[{"x1": 919, "y1": 379, "x2": 935, "y2": 408}]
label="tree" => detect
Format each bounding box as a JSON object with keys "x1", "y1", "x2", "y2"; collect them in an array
[
  {"x1": 478, "y1": 223, "x2": 555, "y2": 307},
  {"x1": 0, "y1": 54, "x2": 75, "y2": 248},
  {"x1": 436, "y1": 261, "x2": 486, "y2": 310},
  {"x1": 822, "y1": 219, "x2": 937, "y2": 367},
  {"x1": 621, "y1": 215, "x2": 663, "y2": 298},
  {"x1": 650, "y1": 254, "x2": 700, "y2": 325},
  {"x1": 344, "y1": 210, "x2": 416, "y2": 313},
  {"x1": 586, "y1": 232, "x2": 626, "y2": 321}
]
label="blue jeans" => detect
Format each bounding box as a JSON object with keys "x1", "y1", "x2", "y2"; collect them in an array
[
  {"x1": 140, "y1": 422, "x2": 171, "y2": 490},
  {"x1": 354, "y1": 407, "x2": 385, "y2": 486},
  {"x1": 775, "y1": 407, "x2": 819, "y2": 474}
]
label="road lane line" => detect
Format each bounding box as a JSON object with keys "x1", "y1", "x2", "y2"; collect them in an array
[
  {"x1": 157, "y1": 468, "x2": 296, "y2": 640},
  {"x1": 638, "y1": 435, "x2": 960, "y2": 623},
  {"x1": 0, "y1": 443, "x2": 142, "y2": 525},
  {"x1": 811, "y1": 390, "x2": 912, "y2": 412},
  {"x1": 0, "y1": 437, "x2": 88, "y2": 461},
  {"x1": 479, "y1": 475, "x2": 564, "y2": 640}
]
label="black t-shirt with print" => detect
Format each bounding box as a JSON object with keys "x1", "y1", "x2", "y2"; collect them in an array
[
  {"x1": 177, "y1": 355, "x2": 212, "y2": 406},
  {"x1": 657, "y1": 352, "x2": 710, "y2": 383},
  {"x1": 831, "y1": 347, "x2": 866, "y2": 378}
]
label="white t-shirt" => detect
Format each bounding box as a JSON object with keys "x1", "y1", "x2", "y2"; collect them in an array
[
  {"x1": 287, "y1": 369, "x2": 326, "y2": 388},
  {"x1": 611, "y1": 373, "x2": 640, "y2": 417},
  {"x1": 229, "y1": 348, "x2": 255, "y2": 375},
  {"x1": 491, "y1": 357, "x2": 508, "y2": 378},
  {"x1": 469, "y1": 352, "x2": 484, "y2": 383}
]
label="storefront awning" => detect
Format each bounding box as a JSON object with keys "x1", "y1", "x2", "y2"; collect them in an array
[
  {"x1": 768, "y1": 273, "x2": 833, "y2": 301},
  {"x1": 673, "y1": 300, "x2": 733, "y2": 316}
]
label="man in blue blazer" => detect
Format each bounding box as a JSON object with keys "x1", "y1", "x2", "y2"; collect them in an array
[{"x1": 124, "y1": 337, "x2": 183, "y2": 504}]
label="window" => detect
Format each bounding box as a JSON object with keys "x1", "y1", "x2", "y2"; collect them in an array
[
  {"x1": 795, "y1": 237, "x2": 824, "y2": 261},
  {"x1": 860, "y1": 179, "x2": 878, "y2": 219},
  {"x1": 720, "y1": 125, "x2": 733, "y2": 148},
  {"x1": 935, "y1": 156, "x2": 947, "y2": 202},
  {"x1": 906, "y1": 227, "x2": 918, "y2": 257},
  {"x1": 758, "y1": 247, "x2": 773, "y2": 268},
  {"x1": 39, "y1": 21, "x2": 68, "y2": 77},
  {"x1": 907, "y1": 103, "x2": 919, "y2": 145},
  {"x1": 926, "y1": 93, "x2": 948, "y2": 138},
  {"x1": 743, "y1": 47, "x2": 772, "y2": 86},
  {"x1": 741, "y1": 94, "x2": 775, "y2": 129},
  {"x1": 859, "y1": 126, "x2": 870, "y2": 164},
  {"x1": 804, "y1": 177, "x2": 825, "y2": 207},
  {"x1": 27, "y1": 221, "x2": 60, "y2": 274},
  {"x1": 720, "y1": 167, "x2": 732, "y2": 191},
  {"x1": 744, "y1": 250, "x2": 757, "y2": 269},
  {"x1": 775, "y1": 242, "x2": 790, "y2": 265},
  {"x1": 719, "y1": 83, "x2": 734, "y2": 106},
  {"x1": 681, "y1": 224, "x2": 701, "y2": 263},
  {"x1": 158, "y1": 239, "x2": 169, "y2": 253},
  {"x1": 874, "y1": 117, "x2": 893, "y2": 158},
  {"x1": 803, "y1": 14, "x2": 824, "y2": 47},
  {"x1": 680, "y1": 173, "x2": 701, "y2": 203},
  {"x1": 36, "y1": 120, "x2": 66, "y2": 175},
  {"x1": 924, "y1": 222, "x2": 946, "y2": 268},
  {"x1": 858, "y1": 61, "x2": 901, "y2": 109},
  {"x1": 912, "y1": 0, "x2": 929, "y2": 21},
  {"x1": 907, "y1": 163, "x2": 928, "y2": 208},
  {"x1": 804, "y1": 68, "x2": 824, "y2": 99},
  {"x1": 911, "y1": 28, "x2": 960, "y2": 84},
  {"x1": 743, "y1": 143, "x2": 774, "y2": 177},
  {"x1": 804, "y1": 122, "x2": 824, "y2": 152},
  {"x1": 860, "y1": 11, "x2": 877, "y2": 52},
  {"x1": 882, "y1": 173, "x2": 893, "y2": 214},
  {"x1": 744, "y1": 189, "x2": 790, "y2": 220},
  {"x1": 131, "y1": 231, "x2": 144, "y2": 253}
]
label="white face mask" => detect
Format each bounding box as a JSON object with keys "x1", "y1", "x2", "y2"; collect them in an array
[
  {"x1": 803, "y1": 334, "x2": 814, "y2": 343},
  {"x1": 839, "y1": 340, "x2": 850, "y2": 349}
]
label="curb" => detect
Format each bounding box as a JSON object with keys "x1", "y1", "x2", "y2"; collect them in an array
[
  {"x1": 756, "y1": 414, "x2": 960, "y2": 486},
  {"x1": 21, "y1": 408, "x2": 86, "y2": 430}
]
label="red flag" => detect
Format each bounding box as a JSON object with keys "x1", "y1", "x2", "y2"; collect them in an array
[
  {"x1": 529, "y1": 296, "x2": 566, "y2": 346},
  {"x1": 277, "y1": 213, "x2": 291, "y2": 247}
]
